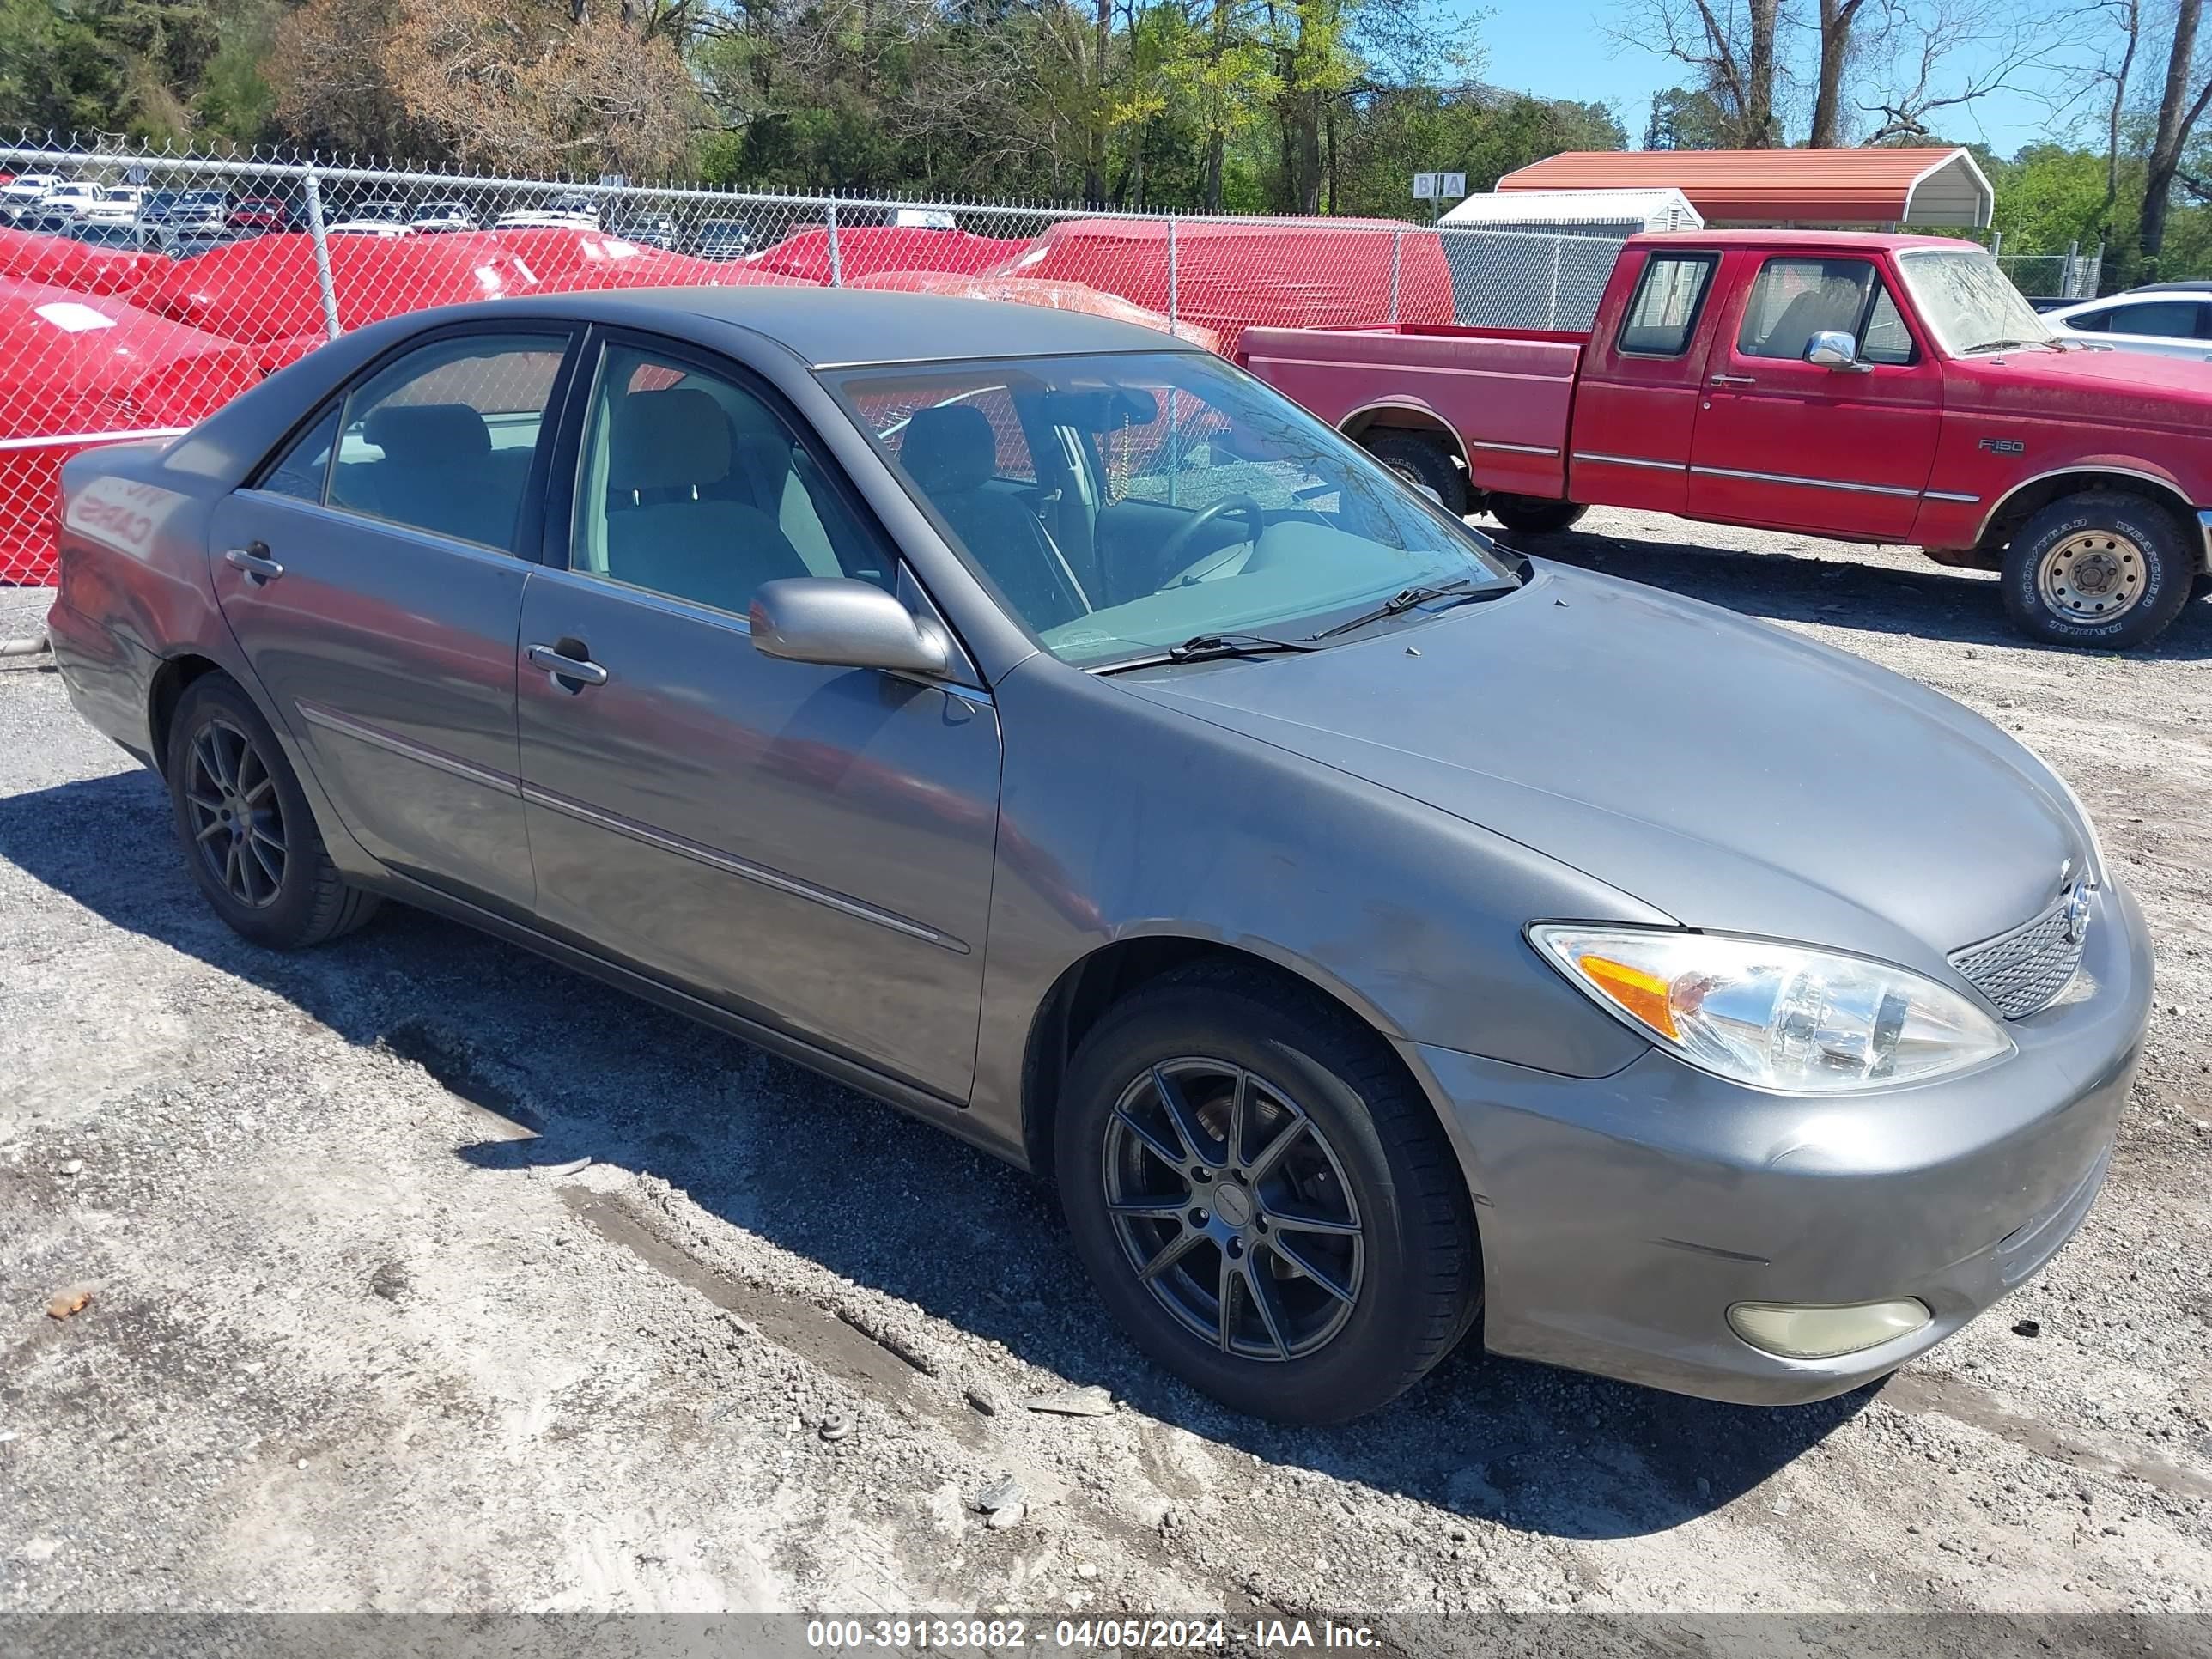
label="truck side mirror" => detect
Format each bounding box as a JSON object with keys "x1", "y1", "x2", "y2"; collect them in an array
[{"x1": 1804, "y1": 330, "x2": 1863, "y2": 369}]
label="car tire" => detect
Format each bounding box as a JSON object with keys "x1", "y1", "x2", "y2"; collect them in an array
[
  {"x1": 1488, "y1": 495, "x2": 1589, "y2": 536},
  {"x1": 1362, "y1": 430, "x2": 1467, "y2": 516},
  {"x1": 2002, "y1": 492, "x2": 2193, "y2": 650},
  {"x1": 165, "y1": 674, "x2": 379, "y2": 950},
  {"x1": 1055, "y1": 965, "x2": 1479, "y2": 1424}
]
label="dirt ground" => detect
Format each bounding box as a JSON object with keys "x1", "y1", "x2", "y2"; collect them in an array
[{"x1": 1, "y1": 509, "x2": 2208, "y2": 1633}]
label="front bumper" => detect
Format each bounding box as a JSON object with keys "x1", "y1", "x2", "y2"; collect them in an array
[{"x1": 1405, "y1": 878, "x2": 2154, "y2": 1405}]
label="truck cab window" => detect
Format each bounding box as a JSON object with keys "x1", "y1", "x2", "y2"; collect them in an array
[{"x1": 1616, "y1": 253, "x2": 1717, "y2": 356}]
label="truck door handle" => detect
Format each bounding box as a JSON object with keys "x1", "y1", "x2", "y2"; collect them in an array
[
  {"x1": 223, "y1": 544, "x2": 284, "y2": 584},
  {"x1": 1707, "y1": 373, "x2": 1757, "y2": 387},
  {"x1": 526, "y1": 642, "x2": 609, "y2": 690}
]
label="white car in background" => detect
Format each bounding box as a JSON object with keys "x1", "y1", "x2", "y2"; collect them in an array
[
  {"x1": 495, "y1": 191, "x2": 600, "y2": 231},
  {"x1": 2044, "y1": 284, "x2": 2212, "y2": 361},
  {"x1": 81, "y1": 186, "x2": 148, "y2": 225},
  {"x1": 410, "y1": 201, "x2": 478, "y2": 233},
  {"x1": 2, "y1": 172, "x2": 62, "y2": 208},
  {"x1": 38, "y1": 180, "x2": 104, "y2": 218}
]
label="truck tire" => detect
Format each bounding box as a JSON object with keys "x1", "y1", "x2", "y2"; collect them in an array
[
  {"x1": 1488, "y1": 496, "x2": 1589, "y2": 537},
  {"x1": 1361, "y1": 430, "x2": 1466, "y2": 516},
  {"x1": 2002, "y1": 492, "x2": 2194, "y2": 650}
]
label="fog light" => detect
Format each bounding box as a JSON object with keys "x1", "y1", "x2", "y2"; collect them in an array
[{"x1": 1727, "y1": 1298, "x2": 1932, "y2": 1360}]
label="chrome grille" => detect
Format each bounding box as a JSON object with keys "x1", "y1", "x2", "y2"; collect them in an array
[{"x1": 1950, "y1": 890, "x2": 2088, "y2": 1018}]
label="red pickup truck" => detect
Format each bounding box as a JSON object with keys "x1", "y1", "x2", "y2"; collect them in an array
[{"x1": 1240, "y1": 229, "x2": 2212, "y2": 649}]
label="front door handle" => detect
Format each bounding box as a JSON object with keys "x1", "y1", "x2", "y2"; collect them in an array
[
  {"x1": 1707, "y1": 373, "x2": 1757, "y2": 387},
  {"x1": 223, "y1": 544, "x2": 284, "y2": 584},
  {"x1": 526, "y1": 642, "x2": 610, "y2": 691}
]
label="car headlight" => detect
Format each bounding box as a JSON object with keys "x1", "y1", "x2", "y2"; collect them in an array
[{"x1": 1530, "y1": 926, "x2": 2013, "y2": 1092}]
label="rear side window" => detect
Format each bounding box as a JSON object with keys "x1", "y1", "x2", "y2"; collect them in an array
[
  {"x1": 2103, "y1": 299, "x2": 2203, "y2": 339},
  {"x1": 1615, "y1": 252, "x2": 1717, "y2": 356},
  {"x1": 325, "y1": 332, "x2": 569, "y2": 551},
  {"x1": 258, "y1": 405, "x2": 339, "y2": 501}
]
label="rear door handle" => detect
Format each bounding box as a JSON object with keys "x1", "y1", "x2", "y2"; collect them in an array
[
  {"x1": 223, "y1": 544, "x2": 284, "y2": 584},
  {"x1": 1707, "y1": 373, "x2": 1757, "y2": 387},
  {"x1": 526, "y1": 643, "x2": 610, "y2": 690}
]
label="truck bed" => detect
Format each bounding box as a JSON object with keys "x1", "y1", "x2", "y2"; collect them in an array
[{"x1": 1237, "y1": 323, "x2": 1584, "y2": 501}]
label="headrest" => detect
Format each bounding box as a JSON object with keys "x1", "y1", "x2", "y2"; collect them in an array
[
  {"x1": 611, "y1": 387, "x2": 732, "y2": 495},
  {"x1": 900, "y1": 404, "x2": 996, "y2": 494},
  {"x1": 363, "y1": 403, "x2": 491, "y2": 465}
]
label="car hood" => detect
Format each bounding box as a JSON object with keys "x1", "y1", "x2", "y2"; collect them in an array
[
  {"x1": 1947, "y1": 343, "x2": 2212, "y2": 430},
  {"x1": 1115, "y1": 565, "x2": 2090, "y2": 971}
]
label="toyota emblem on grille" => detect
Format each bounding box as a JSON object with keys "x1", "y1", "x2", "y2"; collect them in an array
[{"x1": 2063, "y1": 881, "x2": 2093, "y2": 945}]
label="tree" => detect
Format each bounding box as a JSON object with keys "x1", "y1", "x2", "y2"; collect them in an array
[
  {"x1": 1809, "y1": 0, "x2": 1875, "y2": 146},
  {"x1": 1608, "y1": 0, "x2": 1781, "y2": 146},
  {"x1": 1644, "y1": 83, "x2": 1730, "y2": 147},
  {"x1": 2142, "y1": 0, "x2": 2211, "y2": 260}
]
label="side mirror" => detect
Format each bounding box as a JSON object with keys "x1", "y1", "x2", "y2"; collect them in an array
[
  {"x1": 1804, "y1": 330, "x2": 1863, "y2": 369},
  {"x1": 750, "y1": 578, "x2": 951, "y2": 677}
]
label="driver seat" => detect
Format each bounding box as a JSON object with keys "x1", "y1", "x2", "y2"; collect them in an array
[{"x1": 900, "y1": 406, "x2": 1089, "y2": 629}]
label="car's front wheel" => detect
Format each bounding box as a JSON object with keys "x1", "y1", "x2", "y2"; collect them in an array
[
  {"x1": 165, "y1": 674, "x2": 380, "y2": 949},
  {"x1": 2002, "y1": 491, "x2": 2194, "y2": 649},
  {"x1": 1056, "y1": 967, "x2": 1478, "y2": 1423}
]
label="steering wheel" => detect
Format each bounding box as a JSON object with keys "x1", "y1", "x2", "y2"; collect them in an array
[{"x1": 1157, "y1": 495, "x2": 1268, "y2": 588}]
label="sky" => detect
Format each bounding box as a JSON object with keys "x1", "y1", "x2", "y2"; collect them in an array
[{"x1": 1478, "y1": 0, "x2": 2075, "y2": 158}]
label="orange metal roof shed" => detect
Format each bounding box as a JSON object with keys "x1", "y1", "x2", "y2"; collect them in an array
[{"x1": 1494, "y1": 149, "x2": 1994, "y2": 228}]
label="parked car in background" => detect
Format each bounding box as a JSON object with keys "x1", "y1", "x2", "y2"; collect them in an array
[
  {"x1": 227, "y1": 196, "x2": 294, "y2": 234},
  {"x1": 605, "y1": 210, "x2": 679, "y2": 249},
  {"x1": 324, "y1": 202, "x2": 413, "y2": 237},
  {"x1": 410, "y1": 200, "x2": 478, "y2": 233},
  {"x1": 39, "y1": 180, "x2": 104, "y2": 218},
  {"x1": 496, "y1": 191, "x2": 601, "y2": 231},
  {"x1": 1, "y1": 173, "x2": 62, "y2": 210},
  {"x1": 81, "y1": 186, "x2": 147, "y2": 225},
  {"x1": 2043, "y1": 284, "x2": 2212, "y2": 361},
  {"x1": 49, "y1": 289, "x2": 2148, "y2": 1425},
  {"x1": 1243, "y1": 229, "x2": 2212, "y2": 651},
  {"x1": 143, "y1": 190, "x2": 230, "y2": 234},
  {"x1": 694, "y1": 218, "x2": 756, "y2": 259}
]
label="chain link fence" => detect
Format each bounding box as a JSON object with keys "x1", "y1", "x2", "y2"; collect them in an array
[{"x1": 1994, "y1": 247, "x2": 2105, "y2": 305}]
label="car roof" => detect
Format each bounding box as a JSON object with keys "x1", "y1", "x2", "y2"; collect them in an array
[
  {"x1": 2120, "y1": 280, "x2": 2212, "y2": 294},
  {"x1": 500, "y1": 287, "x2": 1201, "y2": 367},
  {"x1": 1631, "y1": 228, "x2": 1977, "y2": 252}
]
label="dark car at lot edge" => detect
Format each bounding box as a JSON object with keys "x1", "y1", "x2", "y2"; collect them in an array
[{"x1": 46, "y1": 290, "x2": 2153, "y2": 1424}]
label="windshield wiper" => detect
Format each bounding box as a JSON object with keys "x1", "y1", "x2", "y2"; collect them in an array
[
  {"x1": 1307, "y1": 576, "x2": 1500, "y2": 641},
  {"x1": 1961, "y1": 337, "x2": 2024, "y2": 354},
  {"x1": 1164, "y1": 632, "x2": 1317, "y2": 662}
]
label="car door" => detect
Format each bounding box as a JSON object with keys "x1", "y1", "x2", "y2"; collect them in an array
[
  {"x1": 513, "y1": 331, "x2": 1003, "y2": 1102},
  {"x1": 207, "y1": 324, "x2": 581, "y2": 917},
  {"x1": 1687, "y1": 254, "x2": 1941, "y2": 540},
  {"x1": 1563, "y1": 245, "x2": 1728, "y2": 516}
]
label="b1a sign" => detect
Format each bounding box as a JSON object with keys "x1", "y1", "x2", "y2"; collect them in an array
[{"x1": 1412, "y1": 172, "x2": 1467, "y2": 201}]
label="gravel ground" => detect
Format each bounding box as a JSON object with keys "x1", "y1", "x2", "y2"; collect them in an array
[{"x1": 1, "y1": 513, "x2": 2209, "y2": 1632}]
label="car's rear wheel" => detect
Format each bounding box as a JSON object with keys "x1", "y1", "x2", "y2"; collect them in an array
[
  {"x1": 1488, "y1": 495, "x2": 1588, "y2": 536},
  {"x1": 165, "y1": 674, "x2": 379, "y2": 949},
  {"x1": 1055, "y1": 966, "x2": 1478, "y2": 1423},
  {"x1": 1360, "y1": 430, "x2": 1467, "y2": 516},
  {"x1": 2002, "y1": 492, "x2": 2193, "y2": 650}
]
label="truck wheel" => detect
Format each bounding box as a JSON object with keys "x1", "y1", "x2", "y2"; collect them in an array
[
  {"x1": 1362, "y1": 431, "x2": 1466, "y2": 516},
  {"x1": 2002, "y1": 492, "x2": 2193, "y2": 650},
  {"x1": 1488, "y1": 496, "x2": 1589, "y2": 536}
]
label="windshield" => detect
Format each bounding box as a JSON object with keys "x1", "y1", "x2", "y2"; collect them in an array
[
  {"x1": 828, "y1": 349, "x2": 1520, "y2": 665},
  {"x1": 1898, "y1": 247, "x2": 2055, "y2": 355}
]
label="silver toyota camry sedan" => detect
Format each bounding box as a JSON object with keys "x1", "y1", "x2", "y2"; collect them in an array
[{"x1": 49, "y1": 290, "x2": 2152, "y2": 1423}]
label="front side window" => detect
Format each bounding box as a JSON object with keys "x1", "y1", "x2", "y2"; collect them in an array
[
  {"x1": 325, "y1": 332, "x2": 568, "y2": 550},
  {"x1": 1616, "y1": 252, "x2": 1717, "y2": 356},
  {"x1": 1738, "y1": 257, "x2": 1922, "y2": 366},
  {"x1": 571, "y1": 343, "x2": 889, "y2": 617},
  {"x1": 830, "y1": 349, "x2": 1522, "y2": 667}
]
